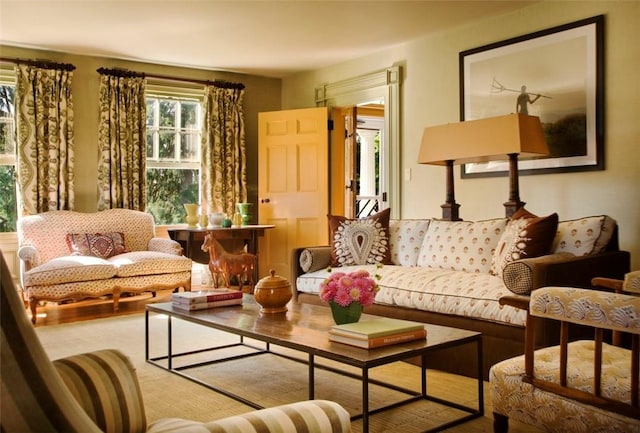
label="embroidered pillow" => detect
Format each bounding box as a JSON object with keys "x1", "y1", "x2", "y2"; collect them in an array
[
  {"x1": 490, "y1": 208, "x2": 558, "y2": 278},
  {"x1": 66, "y1": 232, "x2": 128, "y2": 259},
  {"x1": 328, "y1": 208, "x2": 391, "y2": 267}
]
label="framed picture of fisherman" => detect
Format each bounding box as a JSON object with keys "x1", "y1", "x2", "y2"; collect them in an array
[{"x1": 459, "y1": 15, "x2": 604, "y2": 178}]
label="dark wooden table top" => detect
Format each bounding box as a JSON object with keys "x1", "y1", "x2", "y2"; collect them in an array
[{"x1": 146, "y1": 295, "x2": 481, "y2": 368}]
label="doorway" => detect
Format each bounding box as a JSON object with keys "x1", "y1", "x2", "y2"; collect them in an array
[{"x1": 316, "y1": 66, "x2": 401, "y2": 219}]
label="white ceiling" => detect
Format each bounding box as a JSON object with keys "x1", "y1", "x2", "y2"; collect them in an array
[{"x1": 0, "y1": 0, "x2": 537, "y2": 78}]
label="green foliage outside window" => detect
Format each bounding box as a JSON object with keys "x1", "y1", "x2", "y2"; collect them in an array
[
  {"x1": 0, "y1": 84, "x2": 16, "y2": 232},
  {"x1": 146, "y1": 168, "x2": 199, "y2": 224}
]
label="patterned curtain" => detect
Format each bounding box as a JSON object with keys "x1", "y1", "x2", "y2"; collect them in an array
[
  {"x1": 96, "y1": 69, "x2": 146, "y2": 211},
  {"x1": 15, "y1": 62, "x2": 75, "y2": 215},
  {"x1": 201, "y1": 82, "x2": 246, "y2": 218}
]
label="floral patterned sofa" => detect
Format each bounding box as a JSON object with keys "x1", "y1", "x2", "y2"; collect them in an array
[
  {"x1": 291, "y1": 209, "x2": 630, "y2": 378},
  {"x1": 17, "y1": 209, "x2": 193, "y2": 323},
  {"x1": 489, "y1": 274, "x2": 640, "y2": 433}
]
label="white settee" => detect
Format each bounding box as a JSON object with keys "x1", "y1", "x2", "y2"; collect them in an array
[
  {"x1": 291, "y1": 211, "x2": 630, "y2": 378},
  {"x1": 18, "y1": 209, "x2": 193, "y2": 323}
]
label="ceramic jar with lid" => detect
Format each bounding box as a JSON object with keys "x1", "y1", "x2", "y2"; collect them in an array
[{"x1": 254, "y1": 269, "x2": 292, "y2": 313}]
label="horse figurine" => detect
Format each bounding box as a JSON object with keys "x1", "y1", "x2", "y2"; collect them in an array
[{"x1": 201, "y1": 233, "x2": 256, "y2": 291}]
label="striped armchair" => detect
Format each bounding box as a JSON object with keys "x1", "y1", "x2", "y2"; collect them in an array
[{"x1": 0, "y1": 252, "x2": 352, "y2": 433}]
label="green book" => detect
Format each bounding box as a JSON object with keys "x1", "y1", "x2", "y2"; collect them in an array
[{"x1": 330, "y1": 318, "x2": 425, "y2": 340}]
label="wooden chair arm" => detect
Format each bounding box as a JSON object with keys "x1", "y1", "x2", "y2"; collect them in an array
[
  {"x1": 499, "y1": 294, "x2": 530, "y2": 310},
  {"x1": 591, "y1": 277, "x2": 624, "y2": 292}
]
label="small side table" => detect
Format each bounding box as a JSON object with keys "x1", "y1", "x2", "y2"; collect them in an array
[{"x1": 168, "y1": 225, "x2": 275, "y2": 284}]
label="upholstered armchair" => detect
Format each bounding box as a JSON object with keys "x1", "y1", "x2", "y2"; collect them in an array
[
  {"x1": 0, "y1": 252, "x2": 352, "y2": 433},
  {"x1": 489, "y1": 272, "x2": 640, "y2": 432}
]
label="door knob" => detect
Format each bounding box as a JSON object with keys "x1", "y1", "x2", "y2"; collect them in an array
[{"x1": 261, "y1": 198, "x2": 270, "y2": 204}]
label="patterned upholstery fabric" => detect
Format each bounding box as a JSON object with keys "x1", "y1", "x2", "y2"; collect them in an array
[
  {"x1": 17, "y1": 209, "x2": 192, "y2": 322},
  {"x1": 490, "y1": 286, "x2": 640, "y2": 432},
  {"x1": 297, "y1": 264, "x2": 526, "y2": 326},
  {"x1": 416, "y1": 218, "x2": 507, "y2": 274},
  {"x1": 552, "y1": 215, "x2": 616, "y2": 256},
  {"x1": 1, "y1": 253, "x2": 352, "y2": 433},
  {"x1": 388, "y1": 219, "x2": 430, "y2": 266},
  {"x1": 490, "y1": 342, "x2": 640, "y2": 432},
  {"x1": 624, "y1": 270, "x2": 640, "y2": 294}
]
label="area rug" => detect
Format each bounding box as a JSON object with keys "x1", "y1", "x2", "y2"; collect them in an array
[{"x1": 36, "y1": 313, "x2": 539, "y2": 433}]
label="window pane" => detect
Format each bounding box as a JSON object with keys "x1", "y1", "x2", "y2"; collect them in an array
[
  {"x1": 0, "y1": 165, "x2": 17, "y2": 232},
  {"x1": 158, "y1": 131, "x2": 176, "y2": 160},
  {"x1": 0, "y1": 85, "x2": 15, "y2": 155},
  {"x1": 146, "y1": 131, "x2": 155, "y2": 158},
  {"x1": 159, "y1": 100, "x2": 176, "y2": 127},
  {"x1": 146, "y1": 100, "x2": 155, "y2": 127},
  {"x1": 181, "y1": 102, "x2": 198, "y2": 129},
  {"x1": 145, "y1": 168, "x2": 199, "y2": 225},
  {"x1": 180, "y1": 132, "x2": 199, "y2": 160}
]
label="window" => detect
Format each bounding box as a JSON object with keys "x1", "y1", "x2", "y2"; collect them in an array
[
  {"x1": 145, "y1": 85, "x2": 203, "y2": 225},
  {"x1": 0, "y1": 67, "x2": 17, "y2": 233}
]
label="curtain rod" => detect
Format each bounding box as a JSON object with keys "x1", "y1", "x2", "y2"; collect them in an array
[
  {"x1": 0, "y1": 56, "x2": 76, "y2": 71},
  {"x1": 96, "y1": 67, "x2": 244, "y2": 89}
]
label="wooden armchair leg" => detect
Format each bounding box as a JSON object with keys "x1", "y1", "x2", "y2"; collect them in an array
[{"x1": 493, "y1": 412, "x2": 509, "y2": 433}]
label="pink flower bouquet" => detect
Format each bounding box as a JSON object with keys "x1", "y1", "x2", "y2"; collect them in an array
[{"x1": 319, "y1": 268, "x2": 380, "y2": 307}]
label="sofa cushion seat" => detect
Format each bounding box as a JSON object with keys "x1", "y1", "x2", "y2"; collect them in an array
[
  {"x1": 110, "y1": 251, "x2": 192, "y2": 277},
  {"x1": 297, "y1": 264, "x2": 526, "y2": 326},
  {"x1": 23, "y1": 256, "x2": 117, "y2": 286}
]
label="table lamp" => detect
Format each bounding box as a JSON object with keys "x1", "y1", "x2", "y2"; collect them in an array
[{"x1": 418, "y1": 113, "x2": 549, "y2": 220}]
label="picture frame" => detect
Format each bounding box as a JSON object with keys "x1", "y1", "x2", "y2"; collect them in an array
[{"x1": 460, "y1": 15, "x2": 604, "y2": 178}]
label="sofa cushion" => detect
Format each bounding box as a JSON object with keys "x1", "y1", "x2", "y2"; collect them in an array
[
  {"x1": 296, "y1": 264, "x2": 527, "y2": 326},
  {"x1": 328, "y1": 208, "x2": 391, "y2": 267},
  {"x1": 502, "y1": 253, "x2": 575, "y2": 295},
  {"x1": 552, "y1": 215, "x2": 616, "y2": 256},
  {"x1": 66, "y1": 232, "x2": 128, "y2": 259},
  {"x1": 416, "y1": 218, "x2": 507, "y2": 274},
  {"x1": 109, "y1": 251, "x2": 192, "y2": 277},
  {"x1": 490, "y1": 208, "x2": 558, "y2": 278},
  {"x1": 389, "y1": 219, "x2": 430, "y2": 266},
  {"x1": 489, "y1": 341, "x2": 639, "y2": 432},
  {"x1": 23, "y1": 256, "x2": 117, "y2": 286}
]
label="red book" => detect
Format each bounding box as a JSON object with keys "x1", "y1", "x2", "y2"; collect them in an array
[
  {"x1": 172, "y1": 288, "x2": 242, "y2": 304},
  {"x1": 329, "y1": 328, "x2": 427, "y2": 349}
]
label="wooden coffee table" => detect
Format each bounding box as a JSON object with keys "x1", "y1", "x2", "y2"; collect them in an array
[{"x1": 145, "y1": 295, "x2": 483, "y2": 433}]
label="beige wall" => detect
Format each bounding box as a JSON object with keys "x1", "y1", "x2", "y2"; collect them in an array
[
  {"x1": 282, "y1": 1, "x2": 640, "y2": 270},
  {"x1": 0, "y1": 45, "x2": 282, "y2": 212}
]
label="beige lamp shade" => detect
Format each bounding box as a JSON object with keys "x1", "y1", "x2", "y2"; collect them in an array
[{"x1": 418, "y1": 113, "x2": 549, "y2": 165}]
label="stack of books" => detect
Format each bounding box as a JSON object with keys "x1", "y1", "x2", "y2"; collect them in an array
[
  {"x1": 329, "y1": 317, "x2": 427, "y2": 349},
  {"x1": 171, "y1": 288, "x2": 243, "y2": 311}
]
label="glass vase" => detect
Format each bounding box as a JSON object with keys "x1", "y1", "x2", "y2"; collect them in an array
[{"x1": 329, "y1": 301, "x2": 363, "y2": 325}]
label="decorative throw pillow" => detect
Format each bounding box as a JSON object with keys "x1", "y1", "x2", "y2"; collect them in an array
[
  {"x1": 552, "y1": 215, "x2": 617, "y2": 256},
  {"x1": 66, "y1": 232, "x2": 128, "y2": 259},
  {"x1": 416, "y1": 218, "x2": 508, "y2": 273},
  {"x1": 328, "y1": 208, "x2": 391, "y2": 267},
  {"x1": 388, "y1": 219, "x2": 431, "y2": 266},
  {"x1": 490, "y1": 208, "x2": 559, "y2": 278}
]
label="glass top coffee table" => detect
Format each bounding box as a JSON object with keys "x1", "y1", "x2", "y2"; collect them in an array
[{"x1": 145, "y1": 295, "x2": 483, "y2": 433}]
